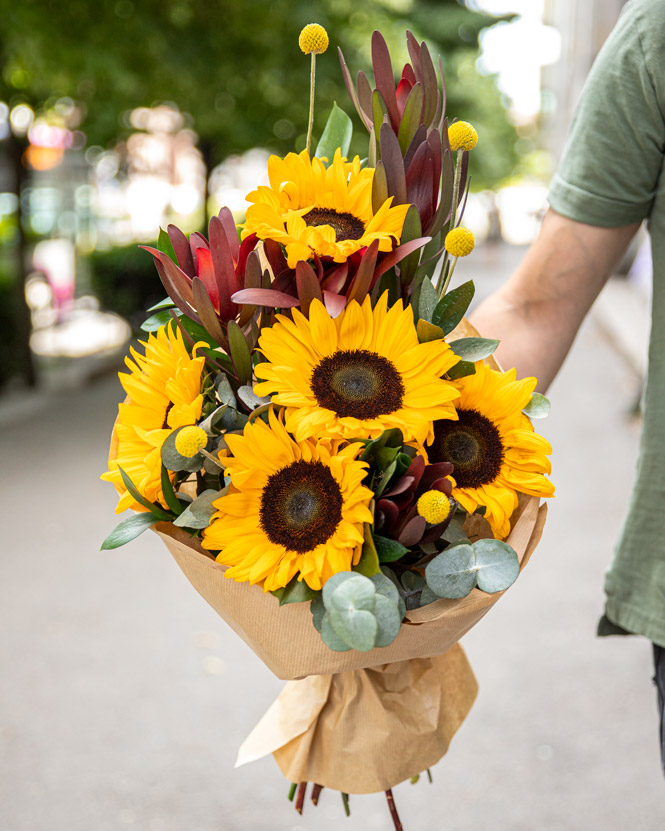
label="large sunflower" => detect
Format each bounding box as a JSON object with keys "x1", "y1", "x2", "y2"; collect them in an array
[
  {"x1": 201, "y1": 410, "x2": 374, "y2": 592},
  {"x1": 427, "y1": 361, "x2": 554, "y2": 539},
  {"x1": 242, "y1": 149, "x2": 410, "y2": 268},
  {"x1": 253, "y1": 293, "x2": 460, "y2": 445},
  {"x1": 102, "y1": 323, "x2": 206, "y2": 514}
]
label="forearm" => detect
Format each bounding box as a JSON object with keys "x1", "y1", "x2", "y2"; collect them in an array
[{"x1": 471, "y1": 209, "x2": 640, "y2": 391}]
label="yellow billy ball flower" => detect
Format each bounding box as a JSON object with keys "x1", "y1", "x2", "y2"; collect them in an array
[
  {"x1": 299, "y1": 23, "x2": 329, "y2": 54},
  {"x1": 175, "y1": 425, "x2": 208, "y2": 458},
  {"x1": 448, "y1": 121, "x2": 478, "y2": 152},
  {"x1": 445, "y1": 227, "x2": 475, "y2": 258},
  {"x1": 416, "y1": 490, "x2": 452, "y2": 525}
]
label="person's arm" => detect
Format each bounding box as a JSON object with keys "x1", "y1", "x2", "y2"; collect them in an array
[{"x1": 470, "y1": 208, "x2": 640, "y2": 391}]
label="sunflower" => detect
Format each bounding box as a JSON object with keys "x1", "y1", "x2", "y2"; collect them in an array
[
  {"x1": 426, "y1": 361, "x2": 554, "y2": 539},
  {"x1": 102, "y1": 323, "x2": 206, "y2": 514},
  {"x1": 241, "y1": 149, "x2": 410, "y2": 268},
  {"x1": 201, "y1": 410, "x2": 374, "y2": 592},
  {"x1": 253, "y1": 293, "x2": 460, "y2": 446}
]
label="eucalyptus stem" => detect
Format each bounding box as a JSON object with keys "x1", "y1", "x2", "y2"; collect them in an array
[{"x1": 306, "y1": 52, "x2": 317, "y2": 156}]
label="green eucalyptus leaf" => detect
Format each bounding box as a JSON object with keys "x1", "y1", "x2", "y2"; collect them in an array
[
  {"x1": 221, "y1": 407, "x2": 248, "y2": 431},
  {"x1": 311, "y1": 595, "x2": 326, "y2": 633},
  {"x1": 373, "y1": 594, "x2": 402, "y2": 647},
  {"x1": 272, "y1": 575, "x2": 319, "y2": 606},
  {"x1": 215, "y1": 374, "x2": 236, "y2": 407},
  {"x1": 321, "y1": 613, "x2": 353, "y2": 651},
  {"x1": 101, "y1": 513, "x2": 162, "y2": 550},
  {"x1": 117, "y1": 467, "x2": 171, "y2": 520},
  {"x1": 432, "y1": 280, "x2": 475, "y2": 334},
  {"x1": 449, "y1": 337, "x2": 499, "y2": 362},
  {"x1": 327, "y1": 605, "x2": 378, "y2": 652},
  {"x1": 425, "y1": 543, "x2": 476, "y2": 599},
  {"x1": 237, "y1": 385, "x2": 271, "y2": 411},
  {"x1": 473, "y1": 538, "x2": 520, "y2": 594},
  {"x1": 442, "y1": 517, "x2": 469, "y2": 544},
  {"x1": 328, "y1": 574, "x2": 376, "y2": 613},
  {"x1": 173, "y1": 488, "x2": 222, "y2": 529},
  {"x1": 198, "y1": 403, "x2": 228, "y2": 435},
  {"x1": 419, "y1": 585, "x2": 439, "y2": 606},
  {"x1": 418, "y1": 277, "x2": 438, "y2": 324},
  {"x1": 373, "y1": 534, "x2": 409, "y2": 563},
  {"x1": 161, "y1": 428, "x2": 205, "y2": 473},
  {"x1": 315, "y1": 102, "x2": 353, "y2": 161},
  {"x1": 322, "y1": 571, "x2": 357, "y2": 608},
  {"x1": 370, "y1": 572, "x2": 401, "y2": 607},
  {"x1": 401, "y1": 571, "x2": 425, "y2": 592},
  {"x1": 522, "y1": 392, "x2": 551, "y2": 419}
]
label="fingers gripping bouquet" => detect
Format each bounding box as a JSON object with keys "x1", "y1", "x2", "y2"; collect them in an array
[{"x1": 102, "y1": 24, "x2": 553, "y2": 829}]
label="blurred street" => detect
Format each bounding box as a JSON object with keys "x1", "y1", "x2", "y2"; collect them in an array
[{"x1": 2, "y1": 243, "x2": 664, "y2": 831}]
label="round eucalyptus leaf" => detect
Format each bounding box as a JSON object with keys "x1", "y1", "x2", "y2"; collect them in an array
[
  {"x1": 321, "y1": 613, "x2": 352, "y2": 652},
  {"x1": 401, "y1": 570, "x2": 425, "y2": 593},
  {"x1": 425, "y1": 544, "x2": 476, "y2": 599},
  {"x1": 373, "y1": 594, "x2": 402, "y2": 647},
  {"x1": 370, "y1": 572, "x2": 401, "y2": 606},
  {"x1": 310, "y1": 595, "x2": 326, "y2": 633},
  {"x1": 328, "y1": 574, "x2": 376, "y2": 614},
  {"x1": 419, "y1": 585, "x2": 440, "y2": 607},
  {"x1": 173, "y1": 489, "x2": 221, "y2": 529},
  {"x1": 473, "y1": 539, "x2": 520, "y2": 593},
  {"x1": 322, "y1": 571, "x2": 357, "y2": 609},
  {"x1": 327, "y1": 606, "x2": 378, "y2": 652}
]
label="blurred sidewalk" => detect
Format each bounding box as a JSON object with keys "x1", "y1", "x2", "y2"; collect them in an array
[{"x1": 2, "y1": 243, "x2": 663, "y2": 831}]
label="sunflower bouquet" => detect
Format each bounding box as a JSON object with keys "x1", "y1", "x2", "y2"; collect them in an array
[{"x1": 102, "y1": 24, "x2": 553, "y2": 829}]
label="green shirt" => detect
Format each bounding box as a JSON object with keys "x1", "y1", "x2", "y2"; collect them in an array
[{"x1": 547, "y1": 0, "x2": 665, "y2": 646}]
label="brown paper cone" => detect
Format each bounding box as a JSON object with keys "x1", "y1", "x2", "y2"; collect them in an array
[{"x1": 236, "y1": 644, "x2": 478, "y2": 794}]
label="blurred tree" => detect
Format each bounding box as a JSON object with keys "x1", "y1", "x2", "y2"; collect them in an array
[{"x1": 0, "y1": 0, "x2": 513, "y2": 386}]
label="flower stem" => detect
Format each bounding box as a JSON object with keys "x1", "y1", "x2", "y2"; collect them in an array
[
  {"x1": 436, "y1": 148, "x2": 465, "y2": 298},
  {"x1": 341, "y1": 792, "x2": 351, "y2": 817},
  {"x1": 311, "y1": 784, "x2": 323, "y2": 806},
  {"x1": 287, "y1": 783, "x2": 297, "y2": 801},
  {"x1": 426, "y1": 768, "x2": 433, "y2": 784},
  {"x1": 306, "y1": 52, "x2": 317, "y2": 156},
  {"x1": 295, "y1": 781, "x2": 307, "y2": 815},
  {"x1": 385, "y1": 789, "x2": 404, "y2": 831}
]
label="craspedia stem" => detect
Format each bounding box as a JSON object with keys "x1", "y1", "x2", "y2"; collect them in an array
[
  {"x1": 426, "y1": 768, "x2": 433, "y2": 784},
  {"x1": 437, "y1": 147, "x2": 465, "y2": 298},
  {"x1": 287, "y1": 782, "x2": 297, "y2": 801},
  {"x1": 385, "y1": 789, "x2": 404, "y2": 831},
  {"x1": 306, "y1": 52, "x2": 317, "y2": 156}
]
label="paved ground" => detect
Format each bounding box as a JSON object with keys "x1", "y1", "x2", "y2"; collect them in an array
[{"x1": 2, "y1": 244, "x2": 663, "y2": 830}]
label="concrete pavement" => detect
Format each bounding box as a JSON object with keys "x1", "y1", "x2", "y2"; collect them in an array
[{"x1": 1, "y1": 247, "x2": 663, "y2": 830}]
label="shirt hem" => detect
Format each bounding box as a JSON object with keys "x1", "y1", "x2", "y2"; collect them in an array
[{"x1": 604, "y1": 598, "x2": 665, "y2": 648}]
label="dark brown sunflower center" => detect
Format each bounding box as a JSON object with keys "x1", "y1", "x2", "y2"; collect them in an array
[
  {"x1": 260, "y1": 460, "x2": 343, "y2": 553},
  {"x1": 310, "y1": 349, "x2": 405, "y2": 419},
  {"x1": 302, "y1": 207, "x2": 365, "y2": 241},
  {"x1": 429, "y1": 409, "x2": 504, "y2": 489}
]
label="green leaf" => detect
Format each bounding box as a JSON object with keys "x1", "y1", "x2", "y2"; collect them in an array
[
  {"x1": 473, "y1": 539, "x2": 520, "y2": 594},
  {"x1": 353, "y1": 525, "x2": 381, "y2": 577},
  {"x1": 315, "y1": 102, "x2": 353, "y2": 161},
  {"x1": 157, "y1": 227, "x2": 178, "y2": 263},
  {"x1": 271, "y1": 575, "x2": 319, "y2": 606},
  {"x1": 373, "y1": 458, "x2": 397, "y2": 498},
  {"x1": 101, "y1": 512, "x2": 162, "y2": 550},
  {"x1": 161, "y1": 428, "x2": 205, "y2": 473},
  {"x1": 215, "y1": 374, "x2": 236, "y2": 406},
  {"x1": 321, "y1": 613, "x2": 353, "y2": 652},
  {"x1": 147, "y1": 296, "x2": 176, "y2": 312},
  {"x1": 419, "y1": 585, "x2": 439, "y2": 606},
  {"x1": 326, "y1": 574, "x2": 378, "y2": 651},
  {"x1": 401, "y1": 571, "x2": 424, "y2": 592},
  {"x1": 141, "y1": 309, "x2": 177, "y2": 332},
  {"x1": 446, "y1": 360, "x2": 476, "y2": 380},
  {"x1": 198, "y1": 403, "x2": 229, "y2": 435},
  {"x1": 370, "y1": 572, "x2": 402, "y2": 607},
  {"x1": 449, "y1": 337, "x2": 499, "y2": 362},
  {"x1": 432, "y1": 280, "x2": 475, "y2": 334},
  {"x1": 522, "y1": 392, "x2": 551, "y2": 419},
  {"x1": 425, "y1": 544, "x2": 477, "y2": 599},
  {"x1": 373, "y1": 594, "x2": 402, "y2": 647},
  {"x1": 160, "y1": 464, "x2": 184, "y2": 515},
  {"x1": 322, "y1": 571, "x2": 357, "y2": 607},
  {"x1": 418, "y1": 277, "x2": 438, "y2": 323},
  {"x1": 117, "y1": 466, "x2": 171, "y2": 520},
  {"x1": 373, "y1": 534, "x2": 409, "y2": 563},
  {"x1": 441, "y1": 517, "x2": 469, "y2": 544},
  {"x1": 173, "y1": 489, "x2": 222, "y2": 529},
  {"x1": 237, "y1": 385, "x2": 271, "y2": 411},
  {"x1": 227, "y1": 320, "x2": 253, "y2": 385}
]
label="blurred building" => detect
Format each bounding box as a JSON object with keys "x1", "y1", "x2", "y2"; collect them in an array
[{"x1": 542, "y1": 0, "x2": 627, "y2": 159}]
